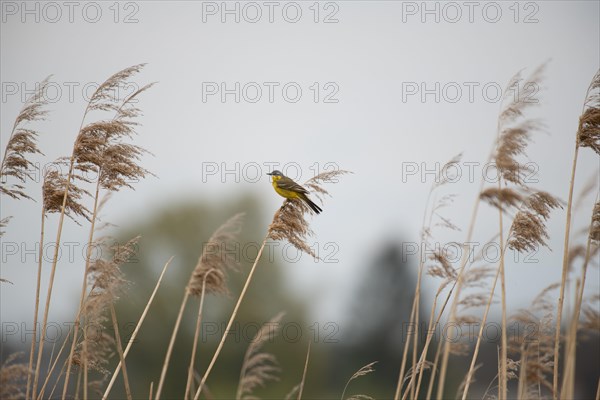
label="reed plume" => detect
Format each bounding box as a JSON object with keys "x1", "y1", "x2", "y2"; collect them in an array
[
  {"x1": 426, "y1": 248, "x2": 458, "y2": 282},
  {"x1": 341, "y1": 361, "x2": 377, "y2": 400},
  {"x1": 0, "y1": 353, "x2": 29, "y2": 400},
  {"x1": 187, "y1": 213, "x2": 245, "y2": 296},
  {"x1": 236, "y1": 312, "x2": 284, "y2": 400},
  {"x1": 70, "y1": 235, "x2": 138, "y2": 378},
  {"x1": 0, "y1": 216, "x2": 10, "y2": 237},
  {"x1": 0, "y1": 217, "x2": 13, "y2": 280},
  {"x1": 86, "y1": 235, "x2": 139, "y2": 305},
  {"x1": 73, "y1": 87, "x2": 154, "y2": 191},
  {"x1": 577, "y1": 70, "x2": 600, "y2": 154},
  {"x1": 42, "y1": 160, "x2": 91, "y2": 221},
  {"x1": 590, "y1": 201, "x2": 600, "y2": 243},
  {"x1": 480, "y1": 187, "x2": 524, "y2": 211},
  {"x1": 580, "y1": 294, "x2": 600, "y2": 333},
  {"x1": 1, "y1": 77, "x2": 50, "y2": 201},
  {"x1": 508, "y1": 191, "x2": 563, "y2": 253}
]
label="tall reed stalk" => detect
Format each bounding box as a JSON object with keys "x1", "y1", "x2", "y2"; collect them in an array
[
  {"x1": 102, "y1": 257, "x2": 173, "y2": 399},
  {"x1": 0, "y1": 77, "x2": 50, "y2": 400},
  {"x1": 184, "y1": 269, "x2": 216, "y2": 400},
  {"x1": 32, "y1": 156, "x2": 77, "y2": 399},
  {"x1": 193, "y1": 237, "x2": 269, "y2": 400},
  {"x1": 561, "y1": 199, "x2": 599, "y2": 398},
  {"x1": 155, "y1": 213, "x2": 245, "y2": 400},
  {"x1": 25, "y1": 208, "x2": 46, "y2": 400},
  {"x1": 554, "y1": 69, "x2": 600, "y2": 398}
]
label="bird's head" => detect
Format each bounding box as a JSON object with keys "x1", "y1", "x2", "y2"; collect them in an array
[{"x1": 267, "y1": 170, "x2": 284, "y2": 177}]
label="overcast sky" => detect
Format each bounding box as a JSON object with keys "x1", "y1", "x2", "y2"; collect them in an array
[{"x1": 1, "y1": 1, "x2": 599, "y2": 330}]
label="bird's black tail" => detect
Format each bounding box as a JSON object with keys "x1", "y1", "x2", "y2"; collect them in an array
[{"x1": 302, "y1": 196, "x2": 322, "y2": 214}]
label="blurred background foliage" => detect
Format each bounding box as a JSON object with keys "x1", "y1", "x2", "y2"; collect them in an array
[{"x1": 106, "y1": 193, "x2": 426, "y2": 399}]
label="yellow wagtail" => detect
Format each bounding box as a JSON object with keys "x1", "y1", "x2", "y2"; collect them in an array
[{"x1": 267, "y1": 170, "x2": 322, "y2": 214}]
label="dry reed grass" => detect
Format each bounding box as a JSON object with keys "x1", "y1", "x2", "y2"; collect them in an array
[
  {"x1": 0, "y1": 77, "x2": 50, "y2": 201},
  {"x1": 187, "y1": 213, "x2": 245, "y2": 296},
  {"x1": 341, "y1": 361, "x2": 377, "y2": 400},
  {"x1": 1, "y1": 64, "x2": 599, "y2": 400},
  {"x1": 0, "y1": 353, "x2": 29, "y2": 400},
  {"x1": 236, "y1": 312, "x2": 284, "y2": 400}
]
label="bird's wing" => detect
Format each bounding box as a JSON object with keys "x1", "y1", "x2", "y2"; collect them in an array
[{"x1": 277, "y1": 177, "x2": 309, "y2": 194}]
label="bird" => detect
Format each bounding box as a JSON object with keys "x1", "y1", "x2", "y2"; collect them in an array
[{"x1": 267, "y1": 170, "x2": 323, "y2": 214}]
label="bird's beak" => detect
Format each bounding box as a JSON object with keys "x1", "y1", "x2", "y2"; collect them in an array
[{"x1": 266, "y1": 172, "x2": 273, "y2": 176}]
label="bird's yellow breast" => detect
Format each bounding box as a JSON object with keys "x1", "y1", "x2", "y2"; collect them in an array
[{"x1": 271, "y1": 176, "x2": 301, "y2": 199}]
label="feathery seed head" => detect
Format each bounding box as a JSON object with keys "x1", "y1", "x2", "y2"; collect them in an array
[
  {"x1": 577, "y1": 69, "x2": 600, "y2": 154},
  {"x1": 1, "y1": 77, "x2": 51, "y2": 200},
  {"x1": 74, "y1": 66, "x2": 153, "y2": 192},
  {"x1": 42, "y1": 161, "x2": 91, "y2": 222},
  {"x1": 590, "y1": 201, "x2": 600, "y2": 243},
  {"x1": 0, "y1": 353, "x2": 29, "y2": 400},
  {"x1": 508, "y1": 191, "x2": 562, "y2": 253},
  {"x1": 480, "y1": 187, "x2": 524, "y2": 212},
  {"x1": 494, "y1": 65, "x2": 547, "y2": 186},
  {"x1": 237, "y1": 312, "x2": 284, "y2": 400},
  {"x1": 187, "y1": 213, "x2": 245, "y2": 296}
]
